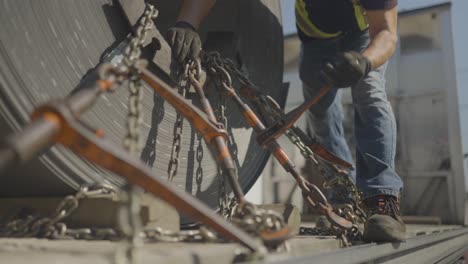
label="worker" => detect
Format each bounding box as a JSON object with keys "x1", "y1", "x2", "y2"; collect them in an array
[{"x1": 166, "y1": 0, "x2": 405, "y2": 243}]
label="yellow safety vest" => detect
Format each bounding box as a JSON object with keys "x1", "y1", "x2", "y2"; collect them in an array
[{"x1": 295, "y1": 0, "x2": 368, "y2": 39}]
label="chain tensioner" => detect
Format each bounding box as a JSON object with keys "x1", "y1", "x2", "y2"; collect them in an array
[
  {"x1": 185, "y1": 58, "x2": 291, "y2": 250},
  {"x1": 202, "y1": 51, "x2": 365, "y2": 246}
]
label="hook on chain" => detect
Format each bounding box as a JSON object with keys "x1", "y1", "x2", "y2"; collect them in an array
[{"x1": 296, "y1": 177, "x2": 353, "y2": 230}]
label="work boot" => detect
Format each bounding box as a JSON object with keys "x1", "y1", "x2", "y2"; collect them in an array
[{"x1": 362, "y1": 195, "x2": 406, "y2": 242}]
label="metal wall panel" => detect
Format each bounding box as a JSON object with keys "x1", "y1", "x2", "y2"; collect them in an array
[
  {"x1": 399, "y1": 0, "x2": 450, "y2": 12},
  {"x1": 450, "y1": 0, "x2": 468, "y2": 200},
  {"x1": 398, "y1": 95, "x2": 449, "y2": 172},
  {"x1": 391, "y1": 6, "x2": 466, "y2": 224}
]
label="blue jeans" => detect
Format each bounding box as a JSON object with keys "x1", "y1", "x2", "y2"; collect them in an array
[{"x1": 299, "y1": 30, "x2": 403, "y2": 199}]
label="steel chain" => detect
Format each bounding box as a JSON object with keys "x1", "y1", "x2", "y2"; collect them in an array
[
  {"x1": 119, "y1": 4, "x2": 158, "y2": 263},
  {"x1": 202, "y1": 51, "x2": 366, "y2": 246},
  {"x1": 167, "y1": 63, "x2": 191, "y2": 182},
  {"x1": 144, "y1": 226, "x2": 218, "y2": 243},
  {"x1": 0, "y1": 184, "x2": 118, "y2": 240},
  {"x1": 229, "y1": 202, "x2": 286, "y2": 237},
  {"x1": 0, "y1": 179, "x2": 220, "y2": 243},
  {"x1": 123, "y1": 4, "x2": 158, "y2": 153},
  {"x1": 286, "y1": 129, "x2": 367, "y2": 225},
  {"x1": 115, "y1": 5, "x2": 237, "y2": 249},
  {"x1": 150, "y1": 60, "x2": 218, "y2": 244},
  {"x1": 202, "y1": 56, "x2": 291, "y2": 251},
  {"x1": 216, "y1": 69, "x2": 230, "y2": 217}
]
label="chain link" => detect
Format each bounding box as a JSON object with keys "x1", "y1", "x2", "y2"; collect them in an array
[
  {"x1": 223, "y1": 200, "x2": 289, "y2": 251},
  {"x1": 167, "y1": 64, "x2": 191, "y2": 182},
  {"x1": 144, "y1": 226, "x2": 218, "y2": 243},
  {"x1": 216, "y1": 74, "x2": 230, "y2": 216},
  {"x1": 286, "y1": 129, "x2": 367, "y2": 224},
  {"x1": 230, "y1": 202, "x2": 286, "y2": 236},
  {"x1": 122, "y1": 4, "x2": 158, "y2": 153},
  {"x1": 0, "y1": 184, "x2": 118, "y2": 240},
  {"x1": 119, "y1": 5, "x2": 159, "y2": 263}
]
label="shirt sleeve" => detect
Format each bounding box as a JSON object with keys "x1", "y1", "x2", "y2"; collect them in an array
[{"x1": 360, "y1": 0, "x2": 397, "y2": 10}]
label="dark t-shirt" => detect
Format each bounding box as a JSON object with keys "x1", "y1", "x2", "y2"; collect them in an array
[{"x1": 296, "y1": 0, "x2": 397, "y2": 40}]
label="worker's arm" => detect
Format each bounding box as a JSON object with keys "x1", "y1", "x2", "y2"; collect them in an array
[
  {"x1": 176, "y1": 0, "x2": 216, "y2": 30},
  {"x1": 167, "y1": 0, "x2": 216, "y2": 63},
  {"x1": 321, "y1": 2, "x2": 398, "y2": 88},
  {"x1": 362, "y1": 6, "x2": 398, "y2": 69}
]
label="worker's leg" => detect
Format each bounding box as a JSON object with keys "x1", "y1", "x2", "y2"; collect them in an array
[
  {"x1": 348, "y1": 34, "x2": 404, "y2": 199},
  {"x1": 302, "y1": 87, "x2": 353, "y2": 170},
  {"x1": 351, "y1": 64, "x2": 403, "y2": 198},
  {"x1": 299, "y1": 40, "x2": 355, "y2": 192},
  {"x1": 349, "y1": 31, "x2": 405, "y2": 242}
]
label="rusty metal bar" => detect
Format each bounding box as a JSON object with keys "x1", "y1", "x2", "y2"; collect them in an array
[
  {"x1": 188, "y1": 71, "x2": 246, "y2": 204},
  {"x1": 239, "y1": 83, "x2": 352, "y2": 170},
  {"x1": 28, "y1": 102, "x2": 263, "y2": 252},
  {"x1": 289, "y1": 126, "x2": 354, "y2": 170},
  {"x1": 256, "y1": 84, "x2": 331, "y2": 147},
  {"x1": 187, "y1": 66, "x2": 291, "y2": 245},
  {"x1": 139, "y1": 66, "x2": 228, "y2": 144},
  {"x1": 0, "y1": 70, "x2": 114, "y2": 172}
]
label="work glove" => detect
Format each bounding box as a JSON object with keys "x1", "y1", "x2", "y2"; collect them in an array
[
  {"x1": 321, "y1": 51, "x2": 372, "y2": 88},
  {"x1": 166, "y1": 21, "x2": 202, "y2": 63}
]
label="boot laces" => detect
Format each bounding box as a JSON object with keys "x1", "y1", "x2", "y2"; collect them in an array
[{"x1": 366, "y1": 195, "x2": 401, "y2": 218}]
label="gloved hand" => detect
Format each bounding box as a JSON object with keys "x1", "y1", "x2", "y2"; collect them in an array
[
  {"x1": 166, "y1": 21, "x2": 202, "y2": 63},
  {"x1": 321, "y1": 51, "x2": 372, "y2": 88}
]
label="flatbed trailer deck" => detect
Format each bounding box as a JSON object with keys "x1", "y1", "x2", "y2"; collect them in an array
[{"x1": 1, "y1": 224, "x2": 466, "y2": 264}]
